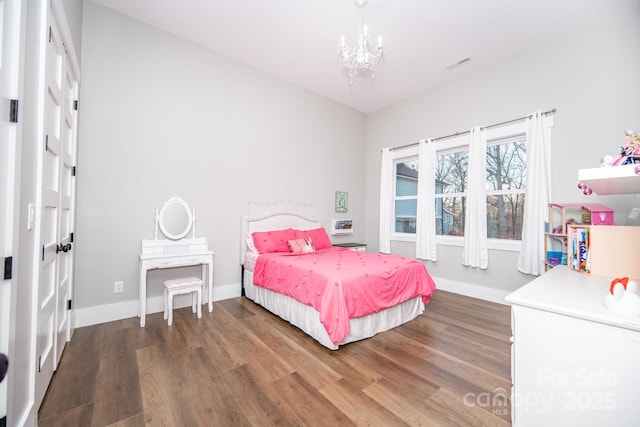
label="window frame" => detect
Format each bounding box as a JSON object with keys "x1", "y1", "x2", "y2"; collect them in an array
[{"x1": 389, "y1": 121, "x2": 527, "y2": 252}]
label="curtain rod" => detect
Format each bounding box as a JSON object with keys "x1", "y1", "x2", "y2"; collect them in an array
[{"x1": 389, "y1": 108, "x2": 556, "y2": 151}]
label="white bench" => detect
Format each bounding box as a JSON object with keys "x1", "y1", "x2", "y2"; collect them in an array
[{"x1": 163, "y1": 276, "x2": 203, "y2": 326}]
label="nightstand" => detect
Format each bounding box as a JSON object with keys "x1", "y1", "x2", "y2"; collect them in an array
[{"x1": 333, "y1": 242, "x2": 367, "y2": 252}]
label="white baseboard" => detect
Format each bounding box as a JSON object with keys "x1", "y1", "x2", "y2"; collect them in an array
[
  {"x1": 74, "y1": 283, "x2": 242, "y2": 328},
  {"x1": 432, "y1": 277, "x2": 511, "y2": 305},
  {"x1": 75, "y1": 279, "x2": 509, "y2": 328}
]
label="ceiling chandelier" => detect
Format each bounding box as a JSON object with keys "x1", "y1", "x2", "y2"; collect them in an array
[{"x1": 338, "y1": 0, "x2": 384, "y2": 84}]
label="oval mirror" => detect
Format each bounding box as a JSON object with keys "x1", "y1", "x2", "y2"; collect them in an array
[{"x1": 158, "y1": 197, "x2": 193, "y2": 240}]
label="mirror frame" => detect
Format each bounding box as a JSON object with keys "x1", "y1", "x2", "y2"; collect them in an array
[{"x1": 158, "y1": 197, "x2": 193, "y2": 240}]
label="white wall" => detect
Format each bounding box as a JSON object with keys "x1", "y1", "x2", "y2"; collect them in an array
[
  {"x1": 75, "y1": 2, "x2": 366, "y2": 319},
  {"x1": 365, "y1": 3, "x2": 640, "y2": 296},
  {"x1": 61, "y1": 0, "x2": 82, "y2": 64}
]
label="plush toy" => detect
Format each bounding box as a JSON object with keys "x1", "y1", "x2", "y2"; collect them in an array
[{"x1": 604, "y1": 277, "x2": 640, "y2": 317}]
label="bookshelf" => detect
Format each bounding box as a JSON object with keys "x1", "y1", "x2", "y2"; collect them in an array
[
  {"x1": 566, "y1": 224, "x2": 640, "y2": 279},
  {"x1": 544, "y1": 203, "x2": 613, "y2": 271}
]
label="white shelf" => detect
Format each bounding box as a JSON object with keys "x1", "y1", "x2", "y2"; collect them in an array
[{"x1": 578, "y1": 164, "x2": 640, "y2": 195}]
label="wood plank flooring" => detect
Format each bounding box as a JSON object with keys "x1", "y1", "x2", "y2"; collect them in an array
[{"x1": 38, "y1": 290, "x2": 512, "y2": 426}]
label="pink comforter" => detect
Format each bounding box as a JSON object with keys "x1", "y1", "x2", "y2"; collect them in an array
[{"x1": 253, "y1": 247, "x2": 436, "y2": 344}]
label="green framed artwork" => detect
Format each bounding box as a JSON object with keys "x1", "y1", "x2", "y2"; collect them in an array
[{"x1": 335, "y1": 191, "x2": 348, "y2": 213}]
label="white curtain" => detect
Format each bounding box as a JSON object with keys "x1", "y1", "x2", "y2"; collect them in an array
[
  {"x1": 379, "y1": 148, "x2": 393, "y2": 254},
  {"x1": 416, "y1": 139, "x2": 437, "y2": 260},
  {"x1": 518, "y1": 110, "x2": 552, "y2": 275},
  {"x1": 462, "y1": 127, "x2": 489, "y2": 269}
]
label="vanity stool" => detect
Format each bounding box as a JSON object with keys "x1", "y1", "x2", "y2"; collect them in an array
[{"x1": 163, "y1": 276, "x2": 203, "y2": 326}]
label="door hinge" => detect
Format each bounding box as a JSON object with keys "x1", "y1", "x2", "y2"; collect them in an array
[
  {"x1": 73, "y1": 100, "x2": 78, "y2": 111},
  {"x1": 42, "y1": 245, "x2": 45, "y2": 261},
  {"x1": 45, "y1": 135, "x2": 49, "y2": 151},
  {"x1": 67, "y1": 299, "x2": 72, "y2": 310},
  {"x1": 9, "y1": 99, "x2": 19, "y2": 123},
  {"x1": 3, "y1": 257, "x2": 12, "y2": 280},
  {"x1": 70, "y1": 232, "x2": 74, "y2": 243},
  {"x1": 48, "y1": 26, "x2": 52, "y2": 42},
  {"x1": 72, "y1": 166, "x2": 76, "y2": 176},
  {"x1": 38, "y1": 355, "x2": 42, "y2": 372}
]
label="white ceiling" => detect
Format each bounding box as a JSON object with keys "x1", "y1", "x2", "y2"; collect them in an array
[{"x1": 91, "y1": 0, "x2": 636, "y2": 113}]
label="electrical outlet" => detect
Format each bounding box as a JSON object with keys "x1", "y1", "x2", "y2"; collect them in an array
[{"x1": 114, "y1": 281, "x2": 124, "y2": 293}]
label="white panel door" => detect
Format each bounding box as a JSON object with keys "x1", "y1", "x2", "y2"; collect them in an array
[
  {"x1": 34, "y1": 14, "x2": 65, "y2": 409},
  {"x1": 55, "y1": 51, "x2": 77, "y2": 363}
]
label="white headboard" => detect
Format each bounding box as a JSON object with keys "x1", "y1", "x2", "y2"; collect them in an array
[{"x1": 240, "y1": 211, "x2": 322, "y2": 263}]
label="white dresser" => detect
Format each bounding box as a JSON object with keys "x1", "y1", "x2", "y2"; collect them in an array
[{"x1": 506, "y1": 266, "x2": 640, "y2": 426}]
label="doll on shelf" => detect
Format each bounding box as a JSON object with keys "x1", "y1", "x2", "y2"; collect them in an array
[{"x1": 602, "y1": 130, "x2": 640, "y2": 167}]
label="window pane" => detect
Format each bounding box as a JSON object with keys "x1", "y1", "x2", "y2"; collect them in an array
[
  {"x1": 436, "y1": 196, "x2": 465, "y2": 236},
  {"x1": 396, "y1": 161, "x2": 418, "y2": 196},
  {"x1": 486, "y1": 138, "x2": 526, "y2": 192},
  {"x1": 487, "y1": 194, "x2": 525, "y2": 240},
  {"x1": 395, "y1": 160, "x2": 418, "y2": 234},
  {"x1": 395, "y1": 199, "x2": 416, "y2": 233},
  {"x1": 436, "y1": 151, "x2": 468, "y2": 194}
]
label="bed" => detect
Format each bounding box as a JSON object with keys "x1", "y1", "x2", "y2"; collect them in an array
[{"x1": 241, "y1": 211, "x2": 436, "y2": 350}]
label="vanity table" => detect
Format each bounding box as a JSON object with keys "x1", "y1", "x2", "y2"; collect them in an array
[{"x1": 139, "y1": 197, "x2": 214, "y2": 327}]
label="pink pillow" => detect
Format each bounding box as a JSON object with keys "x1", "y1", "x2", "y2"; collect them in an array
[
  {"x1": 287, "y1": 238, "x2": 316, "y2": 254},
  {"x1": 294, "y1": 227, "x2": 332, "y2": 250},
  {"x1": 252, "y1": 228, "x2": 296, "y2": 253}
]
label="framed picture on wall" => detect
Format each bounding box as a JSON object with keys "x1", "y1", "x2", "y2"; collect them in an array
[{"x1": 335, "y1": 191, "x2": 348, "y2": 213}]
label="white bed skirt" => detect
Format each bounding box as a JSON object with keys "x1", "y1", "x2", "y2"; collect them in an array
[{"x1": 244, "y1": 270, "x2": 425, "y2": 350}]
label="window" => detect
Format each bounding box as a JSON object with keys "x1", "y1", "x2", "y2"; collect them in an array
[
  {"x1": 485, "y1": 135, "x2": 526, "y2": 240},
  {"x1": 394, "y1": 160, "x2": 418, "y2": 233},
  {"x1": 435, "y1": 148, "x2": 467, "y2": 236},
  {"x1": 391, "y1": 122, "x2": 527, "y2": 250}
]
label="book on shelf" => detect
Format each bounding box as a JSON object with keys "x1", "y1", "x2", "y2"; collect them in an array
[{"x1": 568, "y1": 226, "x2": 591, "y2": 273}]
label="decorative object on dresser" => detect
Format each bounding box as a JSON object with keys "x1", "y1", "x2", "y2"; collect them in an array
[
  {"x1": 139, "y1": 197, "x2": 214, "y2": 327},
  {"x1": 604, "y1": 277, "x2": 640, "y2": 317}
]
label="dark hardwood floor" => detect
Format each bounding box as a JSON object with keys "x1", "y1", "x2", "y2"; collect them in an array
[{"x1": 38, "y1": 290, "x2": 512, "y2": 426}]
